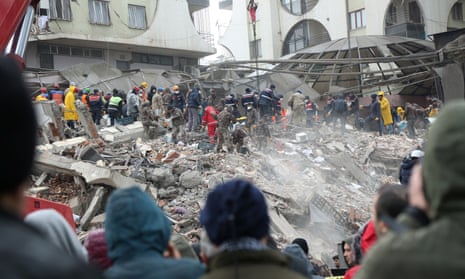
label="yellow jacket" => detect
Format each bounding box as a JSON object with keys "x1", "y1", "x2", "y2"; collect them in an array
[
  {"x1": 64, "y1": 90, "x2": 78, "y2": 121},
  {"x1": 379, "y1": 97, "x2": 393, "y2": 125}
]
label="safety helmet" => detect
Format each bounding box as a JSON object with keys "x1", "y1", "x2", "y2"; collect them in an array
[
  {"x1": 40, "y1": 87, "x2": 47, "y2": 93},
  {"x1": 410, "y1": 149, "x2": 424, "y2": 158},
  {"x1": 172, "y1": 85, "x2": 179, "y2": 91},
  {"x1": 141, "y1": 82, "x2": 148, "y2": 88},
  {"x1": 84, "y1": 88, "x2": 90, "y2": 93},
  {"x1": 377, "y1": 91, "x2": 385, "y2": 96},
  {"x1": 158, "y1": 87, "x2": 164, "y2": 91}
]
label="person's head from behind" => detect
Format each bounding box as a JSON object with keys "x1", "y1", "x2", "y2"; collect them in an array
[
  {"x1": 104, "y1": 187, "x2": 172, "y2": 262},
  {"x1": 373, "y1": 184, "x2": 408, "y2": 237},
  {"x1": 200, "y1": 179, "x2": 270, "y2": 246},
  {"x1": 291, "y1": 238, "x2": 309, "y2": 256},
  {"x1": 0, "y1": 57, "x2": 36, "y2": 215},
  {"x1": 25, "y1": 209, "x2": 87, "y2": 261},
  {"x1": 422, "y1": 101, "x2": 465, "y2": 220}
]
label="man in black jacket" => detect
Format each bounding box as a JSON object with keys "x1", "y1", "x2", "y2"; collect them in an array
[{"x1": 0, "y1": 57, "x2": 101, "y2": 279}]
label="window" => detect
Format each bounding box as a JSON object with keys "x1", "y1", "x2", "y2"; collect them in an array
[
  {"x1": 116, "y1": 60, "x2": 130, "y2": 71},
  {"x1": 249, "y1": 39, "x2": 262, "y2": 58},
  {"x1": 132, "y1": 52, "x2": 173, "y2": 66},
  {"x1": 38, "y1": 44, "x2": 104, "y2": 58},
  {"x1": 386, "y1": 4, "x2": 397, "y2": 26},
  {"x1": 40, "y1": 54, "x2": 54, "y2": 69},
  {"x1": 282, "y1": 20, "x2": 330, "y2": 55},
  {"x1": 49, "y1": 0, "x2": 71, "y2": 21},
  {"x1": 281, "y1": 0, "x2": 314, "y2": 15},
  {"x1": 349, "y1": 9, "x2": 366, "y2": 30},
  {"x1": 452, "y1": 2, "x2": 464, "y2": 21},
  {"x1": 128, "y1": 5, "x2": 147, "y2": 29},
  {"x1": 408, "y1": 1, "x2": 422, "y2": 23},
  {"x1": 89, "y1": 0, "x2": 111, "y2": 25}
]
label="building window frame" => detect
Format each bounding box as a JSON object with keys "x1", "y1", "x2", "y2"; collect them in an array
[
  {"x1": 452, "y1": 2, "x2": 464, "y2": 21},
  {"x1": 249, "y1": 39, "x2": 262, "y2": 59},
  {"x1": 128, "y1": 4, "x2": 147, "y2": 29},
  {"x1": 89, "y1": 0, "x2": 111, "y2": 26},
  {"x1": 38, "y1": 44, "x2": 104, "y2": 58},
  {"x1": 349, "y1": 9, "x2": 366, "y2": 30},
  {"x1": 408, "y1": 1, "x2": 423, "y2": 24},
  {"x1": 49, "y1": 0, "x2": 72, "y2": 21},
  {"x1": 131, "y1": 52, "x2": 174, "y2": 66}
]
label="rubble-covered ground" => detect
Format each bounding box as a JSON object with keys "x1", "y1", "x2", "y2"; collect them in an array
[{"x1": 29, "y1": 118, "x2": 424, "y2": 264}]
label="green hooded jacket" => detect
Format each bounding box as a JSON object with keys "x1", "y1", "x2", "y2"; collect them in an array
[{"x1": 356, "y1": 101, "x2": 465, "y2": 279}]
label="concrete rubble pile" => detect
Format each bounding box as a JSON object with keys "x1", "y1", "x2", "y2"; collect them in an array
[{"x1": 28, "y1": 119, "x2": 425, "y2": 261}]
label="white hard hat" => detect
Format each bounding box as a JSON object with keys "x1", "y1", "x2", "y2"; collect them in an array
[{"x1": 411, "y1": 149, "x2": 424, "y2": 158}]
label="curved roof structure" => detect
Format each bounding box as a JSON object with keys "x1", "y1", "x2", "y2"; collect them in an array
[{"x1": 275, "y1": 35, "x2": 441, "y2": 97}]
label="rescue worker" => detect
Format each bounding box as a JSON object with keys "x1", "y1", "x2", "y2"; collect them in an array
[
  {"x1": 258, "y1": 88, "x2": 274, "y2": 121},
  {"x1": 81, "y1": 88, "x2": 90, "y2": 108},
  {"x1": 50, "y1": 83, "x2": 64, "y2": 105},
  {"x1": 231, "y1": 125, "x2": 248, "y2": 153},
  {"x1": 36, "y1": 87, "x2": 49, "y2": 101},
  {"x1": 304, "y1": 96, "x2": 316, "y2": 128},
  {"x1": 246, "y1": 104, "x2": 258, "y2": 136},
  {"x1": 241, "y1": 88, "x2": 256, "y2": 109},
  {"x1": 162, "y1": 87, "x2": 172, "y2": 114},
  {"x1": 107, "y1": 92, "x2": 123, "y2": 126},
  {"x1": 165, "y1": 105, "x2": 185, "y2": 143},
  {"x1": 206, "y1": 89, "x2": 218, "y2": 108},
  {"x1": 140, "y1": 101, "x2": 161, "y2": 139},
  {"x1": 364, "y1": 94, "x2": 382, "y2": 136},
  {"x1": 171, "y1": 85, "x2": 185, "y2": 112},
  {"x1": 348, "y1": 93, "x2": 361, "y2": 129},
  {"x1": 148, "y1": 85, "x2": 156, "y2": 106},
  {"x1": 255, "y1": 117, "x2": 271, "y2": 151},
  {"x1": 87, "y1": 89, "x2": 104, "y2": 125},
  {"x1": 332, "y1": 94, "x2": 347, "y2": 132},
  {"x1": 288, "y1": 89, "x2": 306, "y2": 126},
  {"x1": 187, "y1": 87, "x2": 201, "y2": 132},
  {"x1": 64, "y1": 87, "x2": 79, "y2": 129},
  {"x1": 151, "y1": 87, "x2": 163, "y2": 117},
  {"x1": 127, "y1": 87, "x2": 140, "y2": 121},
  {"x1": 399, "y1": 149, "x2": 424, "y2": 185},
  {"x1": 378, "y1": 91, "x2": 393, "y2": 134},
  {"x1": 216, "y1": 106, "x2": 233, "y2": 153},
  {"x1": 202, "y1": 105, "x2": 219, "y2": 144},
  {"x1": 140, "y1": 81, "x2": 148, "y2": 102},
  {"x1": 404, "y1": 102, "x2": 417, "y2": 139}
]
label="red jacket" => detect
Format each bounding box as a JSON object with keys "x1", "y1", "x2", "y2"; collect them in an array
[{"x1": 202, "y1": 106, "x2": 219, "y2": 126}]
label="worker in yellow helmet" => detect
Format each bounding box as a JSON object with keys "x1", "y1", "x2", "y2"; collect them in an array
[{"x1": 140, "y1": 82, "x2": 148, "y2": 102}]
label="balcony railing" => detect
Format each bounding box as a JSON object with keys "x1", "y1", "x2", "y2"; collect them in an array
[{"x1": 385, "y1": 22, "x2": 425, "y2": 40}]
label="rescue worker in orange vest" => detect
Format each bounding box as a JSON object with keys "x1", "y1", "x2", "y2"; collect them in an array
[
  {"x1": 140, "y1": 81, "x2": 148, "y2": 102},
  {"x1": 87, "y1": 89, "x2": 104, "y2": 125}
]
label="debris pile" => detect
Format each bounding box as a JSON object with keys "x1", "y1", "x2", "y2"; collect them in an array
[{"x1": 30, "y1": 121, "x2": 425, "y2": 259}]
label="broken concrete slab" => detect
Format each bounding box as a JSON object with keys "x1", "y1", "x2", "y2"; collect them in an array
[
  {"x1": 35, "y1": 152, "x2": 147, "y2": 190},
  {"x1": 48, "y1": 137, "x2": 87, "y2": 153},
  {"x1": 147, "y1": 168, "x2": 176, "y2": 188},
  {"x1": 78, "y1": 146, "x2": 104, "y2": 162},
  {"x1": 99, "y1": 121, "x2": 144, "y2": 143},
  {"x1": 179, "y1": 170, "x2": 203, "y2": 189},
  {"x1": 268, "y1": 206, "x2": 302, "y2": 241},
  {"x1": 28, "y1": 186, "x2": 50, "y2": 195},
  {"x1": 34, "y1": 172, "x2": 48, "y2": 187},
  {"x1": 90, "y1": 213, "x2": 105, "y2": 228},
  {"x1": 80, "y1": 187, "x2": 105, "y2": 230}
]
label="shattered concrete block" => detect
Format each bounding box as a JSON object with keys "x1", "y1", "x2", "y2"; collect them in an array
[
  {"x1": 147, "y1": 168, "x2": 176, "y2": 188},
  {"x1": 79, "y1": 146, "x2": 104, "y2": 162},
  {"x1": 80, "y1": 187, "x2": 106, "y2": 230},
  {"x1": 296, "y1": 132, "x2": 308, "y2": 143},
  {"x1": 158, "y1": 187, "x2": 180, "y2": 199},
  {"x1": 68, "y1": 196, "x2": 81, "y2": 213},
  {"x1": 34, "y1": 172, "x2": 48, "y2": 187},
  {"x1": 28, "y1": 186, "x2": 50, "y2": 195},
  {"x1": 51, "y1": 137, "x2": 87, "y2": 153},
  {"x1": 90, "y1": 213, "x2": 106, "y2": 228},
  {"x1": 179, "y1": 170, "x2": 203, "y2": 189}
]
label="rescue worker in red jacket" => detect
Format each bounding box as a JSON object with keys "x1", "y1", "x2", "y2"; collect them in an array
[{"x1": 202, "y1": 105, "x2": 219, "y2": 144}]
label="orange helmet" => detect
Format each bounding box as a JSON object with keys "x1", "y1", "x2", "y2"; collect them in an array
[{"x1": 172, "y1": 85, "x2": 179, "y2": 91}]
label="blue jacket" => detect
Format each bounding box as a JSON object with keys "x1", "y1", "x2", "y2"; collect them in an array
[
  {"x1": 188, "y1": 89, "x2": 201, "y2": 108},
  {"x1": 104, "y1": 187, "x2": 205, "y2": 279},
  {"x1": 171, "y1": 92, "x2": 186, "y2": 111},
  {"x1": 399, "y1": 156, "x2": 416, "y2": 185}
]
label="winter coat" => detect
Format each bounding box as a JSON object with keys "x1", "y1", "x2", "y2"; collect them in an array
[
  {"x1": 369, "y1": 100, "x2": 381, "y2": 120},
  {"x1": 104, "y1": 187, "x2": 205, "y2": 279},
  {"x1": 85, "y1": 229, "x2": 112, "y2": 270},
  {"x1": 188, "y1": 89, "x2": 201, "y2": 108},
  {"x1": 399, "y1": 156, "x2": 416, "y2": 185},
  {"x1": 0, "y1": 208, "x2": 101, "y2": 279},
  {"x1": 283, "y1": 244, "x2": 316, "y2": 278},
  {"x1": 167, "y1": 107, "x2": 185, "y2": 127},
  {"x1": 152, "y1": 93, "x2": 163, "y2": 111},
  {"x1": 88, "y1": 94, "x2": 103, "y2": 112},
  {"x1": 379, "y1": 97, "x2": 393, "y2": 125},
  {"x1": 25, "y1": 209, "x2": 87, "y2": 262},
  {"x1": 171, "y1": 91, "x2": 186, "y2": 111},
  {"x1": 126, "y1": 91, "x2": 139, "y2": 115},
  {"x1": 288, "y1": 93, "x2": 305, "y2": 111},
  {"x1": 64, "y1": 90, "x2": 78, "y2": 121},
  {"x1": 201, "y1": 249, "x2": 307, "y2": 279},
  {"x1": 356, "y1": 102, "x2": 465, "y2": 279}
]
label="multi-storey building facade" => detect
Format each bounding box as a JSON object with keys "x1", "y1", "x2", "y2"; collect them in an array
[
  {"x1": 26, "y1": 0, "x2": 215, "y2": 71},
  {"x1": 219, "y1": 0, "x2": 465, "y2": 60}
]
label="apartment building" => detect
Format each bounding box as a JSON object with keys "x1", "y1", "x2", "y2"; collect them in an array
[
  {"x1": 219, "y1": 0, "x2": 465, "y2": 60},
  {"x1": 26, "y1": 0, "x2": 215, "y2": 71}
]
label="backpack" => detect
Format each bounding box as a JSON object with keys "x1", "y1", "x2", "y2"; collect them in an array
[{"x1": 334, "y1": 99, "x2": 346, "y2": 113}]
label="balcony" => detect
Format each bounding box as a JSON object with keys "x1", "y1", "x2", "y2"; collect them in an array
[
  {"x1": 219, "y1": 0, "x2": 232, "y2": 10},
  {"x1": 385, "y1": 22, "x2": 426, "y2": 40},
  {"x1": 188, "y1": 0, "x2": 210, "y2": 13}
]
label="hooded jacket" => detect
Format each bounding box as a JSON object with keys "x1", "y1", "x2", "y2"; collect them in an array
[
  {"x1": 104, "y1": 187, "x2": 204, "y2": 279},
  {"x1": 25, "y1": 209, "x2": 88, "y2": 262},
  {"x1": 378, "y1": 92, "x2": 393, "y2": 125},
  {"x1": 399, "y1": 156, "x2": 417, "y2": 185},
  {"x1": 357, "y1": 102, "x2": 465, "y2": 279}
]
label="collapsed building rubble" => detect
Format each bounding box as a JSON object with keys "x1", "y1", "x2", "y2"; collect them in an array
[{"x1": 29, "y1": 115, "x2": 425, "y2": 262}]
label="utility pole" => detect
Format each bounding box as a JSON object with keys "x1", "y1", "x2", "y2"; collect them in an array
[{"x1": 248, "y1": 0, "x2": 259, "y2": 92}]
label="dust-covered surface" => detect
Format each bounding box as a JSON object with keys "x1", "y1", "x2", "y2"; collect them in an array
[{"x1": 30, "y1": 120, "x2": 425, "y2": 262}]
